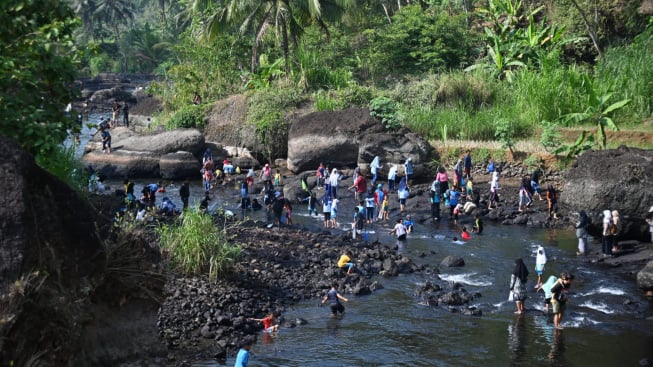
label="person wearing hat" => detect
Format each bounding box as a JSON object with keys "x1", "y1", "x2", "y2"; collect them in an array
[{"x1": 646, "y1": 206, "x2": 653, "y2": 243}]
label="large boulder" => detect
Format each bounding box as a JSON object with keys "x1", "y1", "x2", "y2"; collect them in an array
[
  {"x1": 0, "y1": 136, "x2": 108, "y2": 363},
  {"x1": 204, "y1": 95, "x2": 259, "y2": 154},
  {"x1": 358, "y1": 127, "x2": 433, "y2": 178},
  {"x1": 286, "y1": 108, "x2": 432, "y2": 175},
  {"x1": 82, "y1": 128, "x2": 205, "y2": 179},
  {"x1": 637, "y1": 260, "x2": 653, "y2": 291},
  {"x1": 560, "y1": 147, "x2": 653, "y2": 241}
]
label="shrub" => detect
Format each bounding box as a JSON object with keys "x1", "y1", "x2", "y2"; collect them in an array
[
  {"x1": 36, "y1": 144, "x2": 87, "y2": 192},
  {"x1": 166, "y1": 104, "x2": 211, "y2": 130},
  {"x1": 157, "y1": 209, "x2": 243, "y2": 281},
  {"x1": 369, "y1": 96, "x2": 402, "y2": 130}
]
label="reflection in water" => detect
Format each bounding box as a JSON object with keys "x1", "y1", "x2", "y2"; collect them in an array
[
  {"x1": 548, "y1": 329, "x2": 566, "y2": 366},
  {"x1": 508, "y1": 315, "x2": 527, "y2": 365},
  {"x1": 325, "y1": 315, "x2": 344, "y2": 337}
]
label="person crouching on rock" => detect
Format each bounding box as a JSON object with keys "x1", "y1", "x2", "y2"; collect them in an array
[
  {"x1": 249, "y1": 313, "x2": 279, "y2": 334},
  {"x1": 338, "y1": 250, "x2": 356, "y2": 275}
]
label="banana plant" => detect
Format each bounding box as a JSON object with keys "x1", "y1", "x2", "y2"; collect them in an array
[{"x1": 562, "y1": 74, "x2": 631, "y2": 149}]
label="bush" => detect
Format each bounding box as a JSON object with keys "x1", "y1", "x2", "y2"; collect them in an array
[
  {"x1": 35, "y1": 144, "x2": 87, "y2": 192},
  {"x1": 157, "y1": 210, "x2": 243, "y2": 281},
  {"x1": 166, "y1": 104, "x2": 210, "y2": 130},
  {"x1": 369, "y1": 96, "x2": 402, "y2": 130}
]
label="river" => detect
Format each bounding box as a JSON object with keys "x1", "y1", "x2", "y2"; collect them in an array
[{"x1": 72, "y1": 115, "x2": 653, "y2": 366}]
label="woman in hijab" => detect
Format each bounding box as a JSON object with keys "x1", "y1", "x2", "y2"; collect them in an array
[
  {"x1": 510, "y1": 258, "x2": 529, "y2": 314},
  {"x1": 370, "y1": 156, "x2": 381, "y2": 186},
  {"x1": 576, "y1": 210, "x2": 590, "y2": 256}
]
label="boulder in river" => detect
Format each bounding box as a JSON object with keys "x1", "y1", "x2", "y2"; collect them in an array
[
  {"x1": 560, "y1": 146, "x2": 653, "y2": 241},
  {"x1": 636, "y1": 260, "x2": 653, "y2": 291}
]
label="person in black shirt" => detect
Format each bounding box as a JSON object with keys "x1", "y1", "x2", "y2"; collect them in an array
[{"x1": 551, "y1": 273, "x2": 574, "y2": 329}]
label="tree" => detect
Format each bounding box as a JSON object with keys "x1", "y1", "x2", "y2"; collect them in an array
[
  {"x1": 0, "y1": 0, "x2": 80, "y2": 160},
  {"x1": 191, "y1": 0, "x2": 355, "y2": 74}
]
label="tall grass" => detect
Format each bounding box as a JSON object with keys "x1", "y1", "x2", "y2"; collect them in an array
[
  {"x1": 594, "y1": 27, "x2": 653, "y2": 123},
  {"x1": 157, "y1": 209, "x2": 243, "y2": 281},
  {"x1": 35, "y1": 144, "x2": 87, "y2": 192}
]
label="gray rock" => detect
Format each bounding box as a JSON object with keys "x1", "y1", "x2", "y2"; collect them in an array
[
  {"x1": 440, "y1": 255, "x2": 465, "y2": 267},
  {"x1": 636, "y1": 260, "x2": 653, "y2": 291},
  {"x1": 160, "y1": 152, "x2": 202, "y2": 180},
  {"x1": 561, "y1": 147, "x2": 653, "y2": 241}
]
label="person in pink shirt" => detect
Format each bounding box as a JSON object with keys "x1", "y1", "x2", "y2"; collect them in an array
[{"x1": 436, "y1": 166, "x2": 449, "y2": 193}]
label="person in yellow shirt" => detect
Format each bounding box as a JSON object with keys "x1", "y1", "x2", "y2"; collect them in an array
[
  {"x1": 274, "y1": 169, "x2": 282, "y2": 187},
  {"x1": 337, "y1": 250, "x2": 355, "y2": 274}
]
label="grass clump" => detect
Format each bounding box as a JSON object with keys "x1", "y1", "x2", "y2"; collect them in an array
[{"x1": 157, "y1": 209, "x2": 243, "y2": 281}]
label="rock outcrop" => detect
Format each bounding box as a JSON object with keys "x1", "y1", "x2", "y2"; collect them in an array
[
  {"x1": 560, "y1": 146, "x2": 653, "y2": 240},
  {"x1": 637, "y1": 260, "x2": 653, "y2": 291},
  {"x1": 286, "y1": 108, "x2": 433, "y2": 175},
  {"x1": 82, "y1": 128, "x2": 204, "y2": 179}
]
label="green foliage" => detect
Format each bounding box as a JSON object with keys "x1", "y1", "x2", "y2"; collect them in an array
[
  {"x1": 466, "y1": 0, "x2": 574, "y2": 81},
  {"x1": 561, "y1": 74, "x2": 631, "y2": 149},
  {"x1": 369, "y1": 97, "x2": 402, "y2": 130},
  {"x1": 247, "y1": 87, "x2": 305, "y2": 162},
  {"x1": 552, "y1": 130, "x2": 595, "y2": 159},
  {"x1": 540, "y1": 121, "x2": 562, "y2": 152},
  {"x1": 157, "y1": 210, "x2": 243, "y2": 281},
  {"x1": 523, "y1": 154, "x2": 543, "y2": 170},
  {"x1": 167, "y1": 104, "x2": 211, "y2": 130},
  {"x1": 243, "y1": 55, "x2": 286, "y2": 90},
  {"x1": 35, "y1": 144, "x2": 88, "y2": 192},
  {"x1": 593, "y1": 27, "x2": 653, "y2": 120},
  {"x1": 297, "y1": 45, "x2": 354, "y2": 91},
  {"x1": 494, "y1": 119, "x2": 516, "y2": 153},
  {"x1": 366, "y1": 5, "x2": 473, "y2": 76},
  {"x1": 151, "y1": 32, "x2": 243, "y2": 110},
  {"x1": 314, "y1": 85, "x2": 375, "y2": 111},
  {"x1": 0, "y1": 0, "x2": 80, "y2": 161}
]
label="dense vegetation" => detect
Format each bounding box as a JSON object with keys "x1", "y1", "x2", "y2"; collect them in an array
[{"x1": 1, "y1": 0, "x2": 651, "y2": 282}]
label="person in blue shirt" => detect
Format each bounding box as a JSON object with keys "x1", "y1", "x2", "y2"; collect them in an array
[
  {"x1": 234, "y1": 339, "x2": 252, "y2": 367},
  {"x1": 464, "y1": 150, "x2": 473, "y2": 179},
  {"x1": 403, "y1": 215, "x2": 414, "y2": 233},
  {"x1": 448, "y1": 189, "x2": 460, "y2": 219}
]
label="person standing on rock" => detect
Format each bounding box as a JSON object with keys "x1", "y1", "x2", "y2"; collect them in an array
[
  {"x1": 464, "y1": 150, "x2": 473, "y2": 179},
  {"x1": 370, "y1": 156, "x2": 382, "y2": 186},
  {"x1": 387, "y1": 163, "x2": 398, "y2": 193},
  {"x1": 100, "y1": 126, "x2": 111, "y2": 154},
  {"x1": 575, "y1": 210, "x2": 590, "y2": 255},
  {"x1": 329, "y1": 168, "x2": 340, "y2": 199},
  {"x1": 509, "y1": 258, "x2": 529, "y2": 314},
  {"x1": 488, "y1": 170, "x2": 500, "y2": 210},
  {"x1": 364, "y1": 189, "x2": 376, "y2": 224},
  {"x1": 349, "y1": 172, "x2": 367, "y2": 202},
  {"x1": 404, "y1": 158, "x2": 414, "y2": 185},
  {"x1": 546, "y1": 184, "x2": 558, "y2": 219},
  {"x1": 122, "y1": 101, "x2": 129, "y2": 127},
  {"x1": 321, "y1": 282, "x2": 348, "y2": 317},
  {"x1": 436, "y1": 166, "x2": 449, "y2": 193},
  {"x1": 601, "y1": 210, "x2": 613, "y2": 256},
  {"x1": 610, "y1": 210, "x2": 623, "y2": 253},
  {"x1": 430, "y1": 179, "x2": 442, "y2": 221},
  {"x1": 322, "y1": 194, "x2": 332, "y2": 228}
]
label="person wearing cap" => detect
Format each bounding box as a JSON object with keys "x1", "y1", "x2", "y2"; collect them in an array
[
  {"x1": 646, "y1": 206, "x2": 653, "y2": 243},
  {"x1": 234, "y1": 338, "x2": 252, "y2": 367}
]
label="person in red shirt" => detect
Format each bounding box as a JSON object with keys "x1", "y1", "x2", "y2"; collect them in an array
[
  {"x1": 249, "y1": 313, "x2": 279, "y2": 334},
  {"x1": 461, "y1": 226, "x2": 471, "y2": 241},
  {"x1": 348, "y1": 174, "x2": 367, "y2": 201}
]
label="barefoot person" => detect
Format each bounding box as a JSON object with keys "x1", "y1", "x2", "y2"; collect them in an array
[
  {"x1": 551, "y1": 272, "x2": 574, "y2": 329},
  {"x1": 321, "y1": 282, "x2": 348, "y2": 317}
]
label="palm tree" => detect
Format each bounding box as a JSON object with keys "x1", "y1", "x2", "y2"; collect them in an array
[{"x1": 192, "y1": 0, "x2": 355, "y2": 74}]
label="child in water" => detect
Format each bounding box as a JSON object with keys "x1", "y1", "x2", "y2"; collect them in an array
[{"x1": 249, "y1": 313, "x2": 279, "y2": 334}]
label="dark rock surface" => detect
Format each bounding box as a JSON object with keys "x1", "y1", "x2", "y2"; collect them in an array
[{"x1": 560, "y1": 146, "x2": 653, "y2": 241}]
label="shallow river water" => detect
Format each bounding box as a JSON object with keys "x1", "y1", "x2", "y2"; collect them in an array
[{"x1": 73, "y1": 116, "x2": 653, "y2": 367}]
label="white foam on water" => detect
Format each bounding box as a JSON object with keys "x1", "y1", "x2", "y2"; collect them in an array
[
  {"x1": 579, "y1": 300, "x2": 615, "y2": 314},
  {"x1": 579, "y1": 286, "x2": 625, "y2": 297},
  {"x1": 439, "y1": 272, "x2": 493, "y2": 287}
]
